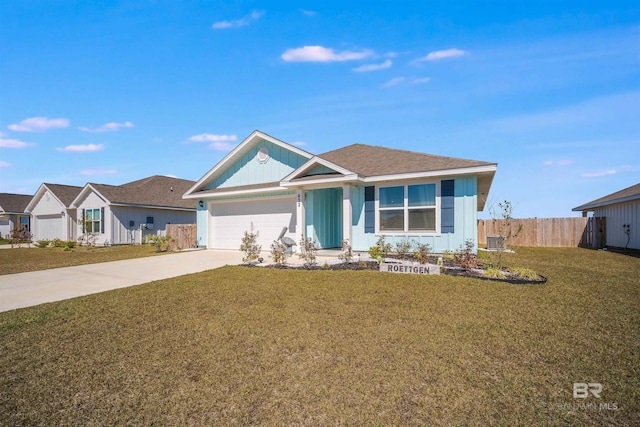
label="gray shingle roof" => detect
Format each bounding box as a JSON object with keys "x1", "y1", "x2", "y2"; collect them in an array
[
  {"x1": 316, "y1": 144, "x2": 495, "y2": 177},
  {"x1": 573, "y1": 182, "x2": 640, "y2": 211},
  {"x1": 43, "y1": 183, "x2": 83, "y2": 207},
  {"x1": 91, "y1": 175, "x2": 196, "y2": 210},
  {"x1": 0, "y1": 193, "x2": 32, "y2": 214}
]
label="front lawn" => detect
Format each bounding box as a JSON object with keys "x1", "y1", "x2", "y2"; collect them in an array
[
  {"x1": 0, "y1": 244, "x2": 169, "y2": 275},
  {"x1": 1, "y1": 247, "x2": 638, "y2": 425}
]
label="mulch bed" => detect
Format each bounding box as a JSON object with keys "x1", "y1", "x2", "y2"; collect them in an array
[{"x1": 246, "y1": 256, "x2": 546, "y2": 285}]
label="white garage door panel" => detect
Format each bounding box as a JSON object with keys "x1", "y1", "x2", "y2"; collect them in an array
[
  {"x1": 36, "y1": 215, "x2": 63, "y2": 240},
  {"x1": 211, "y1": 198, "x2": 296, "y2": 249}
]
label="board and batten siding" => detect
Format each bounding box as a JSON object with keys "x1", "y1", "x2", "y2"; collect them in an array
[
  {"x1": 74, "y1": 191, "x2": 110, "y2": 245},
  {"x1": 207, "y1": 140, "x2": 309, "y2": 190},
  {"x1": 594, "y1": 199, "x2": 640, "y2": 249},
  {"x1": 110, "y1": 206, "x2": 196, "y2": 245},
  {"x1": 350, "y1": 176, "x2": 478, "y2": 252},
  {"x1": 29, "y1": 190, "x2": 77, "y2": 241}
]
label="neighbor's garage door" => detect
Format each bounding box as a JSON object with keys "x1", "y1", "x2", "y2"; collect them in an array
[
  {"x1": 36, "y1": 214, "x2": 63, "y2": 240},
  {"x1": 210, "y1": 197, "x2": 297, "y2": 249}
]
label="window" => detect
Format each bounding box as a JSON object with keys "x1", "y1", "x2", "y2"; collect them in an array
[
  {"x1": 85, "y1": 208, "x2": 101, "y2": 233},
  {"x1": 378, "y1": 184, "x2": 436, "y2": 232}
]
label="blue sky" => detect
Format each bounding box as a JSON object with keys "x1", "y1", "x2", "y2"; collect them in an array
[{"x1": 1, "y1": 1, "x2": 638, "y2": 218}]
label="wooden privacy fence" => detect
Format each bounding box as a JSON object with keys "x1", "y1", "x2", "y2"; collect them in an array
[
  {"x1": 478, "y1": 217, "x2": 603, "y2": 248},
  {"x1": 165, "y1": 224, "x2": 197, "y2": 250}
]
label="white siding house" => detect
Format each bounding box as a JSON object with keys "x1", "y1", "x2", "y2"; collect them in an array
[
  {"x1": 573, "y1": 182, "x2": 640, "y2": 250},
  {"x1": 0, "y1": 193, "x2": 32, "y2": 239},
  {"x1": 71, "y1": 175, "x2": 196, "y2": 245},
  {"x1": 26, "y1": 183, "x2": 83, "y2": 242}
]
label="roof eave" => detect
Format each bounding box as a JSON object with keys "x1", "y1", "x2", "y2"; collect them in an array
[
  {"x1": 184, "y1": 185, "x2": 289, "y2": 199},
  {"x1": 572, "y1": 194, "x2": 640, "y2": 212},
  {"x1": 361, "y1": 164, "x2": 498, "y2": 183},
  {"x1": 183, "y1": 130, "x2": 314, "y2": 198}
]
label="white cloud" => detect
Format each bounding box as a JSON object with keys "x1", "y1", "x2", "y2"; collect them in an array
[
  {"x1": 212, "y1": 10, "x2": 263, "y2": 29},
  {"x1": 281, "y1": 45, "x2": 373, "y2": 62},
  {"x1": 187, "y1": 133, "x2": 237, "y2": 143},
  {"x1": 301, "y1": 9, "x2": 316, "y2": 16},
  {"x1": 57, "y1": 144, "x2": 105, "y2": 152},
  {"x1": 411, "y1": 77, "x2": 431, "y2": 85},
  {"x1": 0, "y1": 161, "x2": 10, "y2": 168},
  {"x1": 582, "y1": 169, "x2": 617, "y2": 177},
  {"x1": 352, "y1": 59, "x2": 392, "y2": 72},
  {"x1": 544, "y1": 160, "x2": 573, "y2": 166},
  {"x1": 417, "y1": 48, "x2": 466, "y2": 62},
  {"x1": 292, "y1": 141, "x2": 307, "y2": 147},
  {"x1": 8, "y1": 117, "x2": 69, "y2": 132},
  {"x1": 0, "y1": 138, "x2": 35, "y2": 148},
  {"x1": 79, "y1": 168, "x2": 117, "y2": 176},
  {"x1": 79, "y1": 121, "x2": 134, "y2": 133},
  {"x1": 383, "y1": 77, "x2": 406, "y2": 88},
  {"x1": 209, "y1": 141, "x2": 235, "y2": 151}
]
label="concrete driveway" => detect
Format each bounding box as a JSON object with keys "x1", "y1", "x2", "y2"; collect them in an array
[{"x1": 0, "y1": 249, "x2": 244, "y2": 313}]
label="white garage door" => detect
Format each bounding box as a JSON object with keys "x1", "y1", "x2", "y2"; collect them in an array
[
  {"x1": 210, "y1": 197, "x2": 297, "y2": 250},
  {"x1": 36, "y1": 214, "x2": 63, "y2": 240}
]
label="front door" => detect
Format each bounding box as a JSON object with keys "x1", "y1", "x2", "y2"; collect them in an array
[{"x1": 306, "y1": 188, "x2": 342, "y2": 248}]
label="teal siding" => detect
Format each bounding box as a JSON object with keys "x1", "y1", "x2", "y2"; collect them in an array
[
  {"x1": 305, "y1": 188, "x2": 342, "y2": 248},
  {"x1": 306, "y1": 165, "x2": 338, "y2": 176},
  {"x1": 351, "y1": 176, "x2": 479, "y2": 253},
  {"x1": 206, "y1": 140, "x2": 308, "y2": 189}
]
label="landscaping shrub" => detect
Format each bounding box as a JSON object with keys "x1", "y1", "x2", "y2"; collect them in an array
[
  {"x1": 270, "y1": 240, "x2": 289, "y2": 266},
  {"x1": 239, "y1": 223, "x2": 261, "y2": 264},
  {"x1": 454, "y1": 239, "x2": 478, "y2": 269},
  {"x1": 298, "y1": 235, "x2": 318, "y2": 268},
  {"x1": 394, "y1": 237, "x2": 414, "y2": 260},
  {"x1": 36, "y1": 240, "x2": 51, "y2": 248},
  {"x1": 414, "y1": 243, "x2": 431, "y2": 264},
  {"x1": 368, "y1": 235, "x2": 392, "y2": 262}
]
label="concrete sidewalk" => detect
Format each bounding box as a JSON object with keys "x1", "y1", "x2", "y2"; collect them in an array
[{"x1": 0, "y1": 249, "x2": 244, "y2": 313}]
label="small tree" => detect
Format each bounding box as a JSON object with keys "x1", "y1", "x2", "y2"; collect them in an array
[
  {"x1": 487, "y1": 200, "x2": 523, "y2": 269},
  {"x1": 298, "y1": 235, "x2": 318, "y2": 268},
  {"x1": 414, "y1": 243, "x2": 431, "y2": 264},
  {"x1": 270, "y1": 240, "x2": 289, "y2": 266},
  {"x1": 10, "y1": 227, "x2": 32, "y2": 248},
  {"x1": 368, "y1": 235, "x2": 392, "y2": 261},
  {"x1": 240, "y1": 223, "x2": 261, "y2": 264}
]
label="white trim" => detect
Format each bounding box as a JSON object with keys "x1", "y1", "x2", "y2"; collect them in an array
[
  {"x1": 184, "y1": 185, "x2": 288, "y2": 199},
  {"x1": 375, "y1": 181, "x2": 441, "y2": 236},
  {"x1": 281, "y1": 156, "x2": 357, "y2": 183},
  {"x1": 70, "y1": 184, "x2": 109, "y2": 208},
  {"x1": 281, "y1": 174, "x2": 360, "y2": 188},
  {"x1": 184, "y1": 130, "x2": 313, "y2": 197},
  {"x1": 208, "y1": 193, "x2": 295, "y2": 205},
  {"x1": 362, "y1": 164, "x2": 497, "y2": 183}
]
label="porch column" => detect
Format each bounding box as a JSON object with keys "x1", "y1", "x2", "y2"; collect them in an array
[
  {"x1": 342, "y1": 184, "x2": 352, "y2": 245},
  {"x1": 296, "y1": 189, "x2": 305, "y2": 241}
]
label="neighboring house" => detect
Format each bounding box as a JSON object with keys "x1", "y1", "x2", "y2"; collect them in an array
[
  {"x1": 0, "y1": 193, "x2": 32, "y2": 239},
  {"x1": 573, "y1": 182, "x2": 640, "y2": 250},
  {"x1": 25, "y1": 183, "x2": 83, "y2": 241},
  {"x1": 184, "y1": 130, "x2": 497, "y2": 253},
  {"x1": 70, "y1": 175, "x2": 197, "y2": 245}
]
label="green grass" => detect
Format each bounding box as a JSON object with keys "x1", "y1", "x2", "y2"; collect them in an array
[
  {"x1": 0, "y1": 244, "x2": 169, "y2": 275},
  {"x1": 1, "y1": 247, "x2": 638, "y2": 425}
]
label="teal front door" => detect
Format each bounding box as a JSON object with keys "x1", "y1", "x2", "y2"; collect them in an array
[{"x1": 306, "y1": 188, "x2": 342, "y2": 248}]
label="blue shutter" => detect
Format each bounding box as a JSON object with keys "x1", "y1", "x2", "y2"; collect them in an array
[
  {"x1": 364, "y1": 186, "x2": 375, "y2": 233},
  {"x1": 441, "y1": 180, "x2": 455, "y2": 233},
  {"x1": 101, "y1": 207, "x2": 105, "y2": 234},
  {"x1": 82, "y1": 209, "x2": 86, "y2": 233}
]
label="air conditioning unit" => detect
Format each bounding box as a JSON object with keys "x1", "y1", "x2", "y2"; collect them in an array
[{"x1": 487, "y1": 235, "x2": 506, "y2": 251}]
